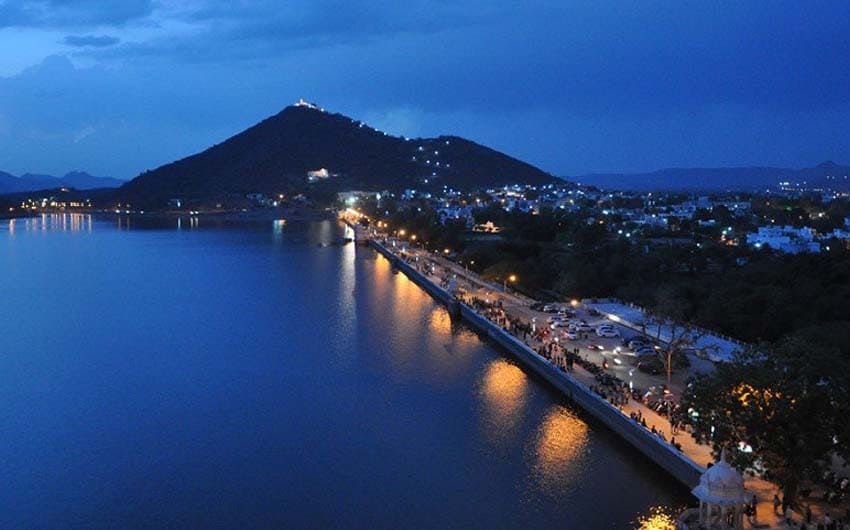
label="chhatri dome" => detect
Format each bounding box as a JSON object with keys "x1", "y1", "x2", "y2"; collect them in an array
[
  {"x1": 678, "y1": 449, "x2": 749, "y2": 530},
  {"x1": 692, "y1": 449, "x2": 747, "y2": 506}
]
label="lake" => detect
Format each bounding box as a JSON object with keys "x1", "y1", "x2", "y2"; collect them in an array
[{"x1": 0, "y1": 214, "x2": 688, "y2": 529}]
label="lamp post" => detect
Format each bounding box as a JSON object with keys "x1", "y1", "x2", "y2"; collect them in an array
[{"x1": 504, "y1": 274, "x2": 517, "y2": 292}]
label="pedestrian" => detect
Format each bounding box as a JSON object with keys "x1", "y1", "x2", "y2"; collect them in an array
[
  {"x1": 751, "y1": 495, "x2": 758, "y2": 523},
  {"x1": 773, "y1": 494, "x2": 781, "y2": 514},
  {"x1": 784, "y1": 506, "x2": 793, "y2": 526},
  {"x1": 806, "y1": 505, "x2": 812, "y2": 524}
]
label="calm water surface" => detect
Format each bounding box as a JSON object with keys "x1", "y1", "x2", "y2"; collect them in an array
[{"x1": 0, "y1": 214, "x2": 687, "y2": 529}]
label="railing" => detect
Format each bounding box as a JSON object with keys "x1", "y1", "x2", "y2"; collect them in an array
[{"x1": 584, "y1": 297, "x2": 751, "y2": 349}]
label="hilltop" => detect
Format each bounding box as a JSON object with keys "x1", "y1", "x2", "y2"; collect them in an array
[
  {"x1": 118, "y1": 101, "x2": 555, "y2": 207},
  {"x1": 0, "y1": 170, "x2": 123, "y2": 194}
]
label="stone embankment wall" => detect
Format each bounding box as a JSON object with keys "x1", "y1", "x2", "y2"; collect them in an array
[{"x1": 370, "y1": 240, "x2": 703, "y2": 488}]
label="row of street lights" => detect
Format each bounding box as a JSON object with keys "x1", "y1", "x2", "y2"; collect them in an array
[{"x1": 382, "y1": 223, "x2": 519, "y2": 293}]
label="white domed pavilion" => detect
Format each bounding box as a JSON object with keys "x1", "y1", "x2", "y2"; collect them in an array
[{"x1": 679, "y1": 449, "x2": 750, "y2": 529}]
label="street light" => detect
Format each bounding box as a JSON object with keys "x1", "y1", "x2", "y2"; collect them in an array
[{"x1": 504, "y1": 273, "x2": 517, "y2": 291}]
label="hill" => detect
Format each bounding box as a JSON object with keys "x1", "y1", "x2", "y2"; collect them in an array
[
  {"x1": 118, "y1": 102, "x2": 555, "y2": 207},
  {"x1": 576, "y1": 161, "x2": 850, "y2": 192},
  {"x1": 0, "y1": 171, "x2": 123, "y2": 194}
]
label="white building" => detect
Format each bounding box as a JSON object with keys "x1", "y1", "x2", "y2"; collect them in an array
[{"x1": 747, "y1": 225, "x2": 821, "y2": 254}]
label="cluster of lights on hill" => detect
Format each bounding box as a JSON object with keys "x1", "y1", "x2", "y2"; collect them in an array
[{"x1": 294, "y1": 98, "x2": 462, "y2": 186}]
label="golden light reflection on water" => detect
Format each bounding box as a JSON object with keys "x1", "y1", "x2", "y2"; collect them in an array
[
  {"x1": 10, "y1": 213, "x2": 93, "y2": 233},
  {"x1": 479, "y1": 359, "x2": 529, "y2": 446},
  {"x1": 426, "y1": 305, "x2": 452, "y2": 337},
  {"x1": 531, "y1": 406, "x2": 589, "y2": 491},
  {"x1": 633, "y1": 506, "x2": 678, "y2": 530}
]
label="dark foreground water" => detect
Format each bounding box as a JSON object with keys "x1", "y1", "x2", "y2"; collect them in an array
[{"x1": 0, "y1": 214, "x2": 688, "y2": 529}]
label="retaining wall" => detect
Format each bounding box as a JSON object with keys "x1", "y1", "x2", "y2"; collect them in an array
[{"x1": 371, "y1": 240, "x2": 704, "y2": 489}]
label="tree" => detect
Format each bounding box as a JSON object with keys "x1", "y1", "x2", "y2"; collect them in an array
[
  {"x1": 647, "y1": 285, "x2": 700, "y2": 382},
  {"x1": 676, "y1": 338, "x2": 850, "y2": 504}
]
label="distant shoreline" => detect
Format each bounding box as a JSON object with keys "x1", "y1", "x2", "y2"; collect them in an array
[{"x1": 6, "y1": 207, "x2": 336, "y2": 223}]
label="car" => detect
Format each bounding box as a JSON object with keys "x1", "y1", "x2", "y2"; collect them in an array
[
  {"x1": 576, "y1": 323, "x2": 593, "y2": 332},
  {"x1": 636, "y1": 357, "x2": 664, "y2": 375},
  {"x1": 562, "y1": 330, "x2": 579, "y2": 340},
  {"x1": 587, "y1": 343, "x2": 605, "y2": 351},
  {"x1": 635, "y1": 347, "x2": 658, "y2": 357},
  {"x1": 628, "y1": 340, "x2": 648, "y2": 350},
  {"x1": 596, "y1": 324, "x2": 620, "y2": 337}
]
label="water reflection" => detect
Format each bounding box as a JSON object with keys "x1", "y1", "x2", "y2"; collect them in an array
[
  {"x1": 633, "y1": 506, "x2": 679, "y2": 530},
  {"x1": 530, "y1": 405, "x2": 589, "y2": 492},
  {"x1": 6, "y1": 213, "x2": 93, "y2": 234},
  {"x1": 336, "y1": 229, "x2": 357, "y2": 353},
  {"x1": 479, "y1": 359, "x2": 529, "y2": 447}
]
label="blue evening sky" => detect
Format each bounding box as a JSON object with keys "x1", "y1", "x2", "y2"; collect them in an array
[{"x1": 0, "y1": 1, "x2": 848, "y2": 179}]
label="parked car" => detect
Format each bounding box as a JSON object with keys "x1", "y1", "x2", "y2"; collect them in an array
[
  {"x1": 576, "y1": 323, "x2": 594, "y2": 332},
  {"x1": 628, "y1": 340, "x2": 648, "y2": 350},
  {"x1": 562, "y1": 330, "x2": 579, "y2": 340},
  {"x1": 636, "y1": 357, "x2": 664, "y2": 375},
  {"x1": 596, "y1": 327, "x2": 619, "y2": 338},
  {"x1": 587, "y1": 343, "x2": 605, "y2": 351}
]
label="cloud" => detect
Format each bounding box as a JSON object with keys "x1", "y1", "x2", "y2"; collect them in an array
[
  {"x1": 0, "y1": 0, "x2": 153, "y2": 28},
  {"x1": 1, "y1": 1, "x2": 850, "y2": 177},
  {"x1": 63, "y1": 34, "x2": 119, "y2": 48}
]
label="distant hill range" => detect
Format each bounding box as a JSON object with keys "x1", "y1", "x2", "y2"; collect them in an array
[
  {"x1": 119, "y1": 100, "x2": 555, "y2": 206},
  {"x1": 0, "y1": 170, "x2": 123, "y2": 194},
  {"x1": 575, "y1": 161, "x2": 850, "y2": 192}
]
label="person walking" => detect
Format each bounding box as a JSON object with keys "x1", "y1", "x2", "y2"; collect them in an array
[
  {"x1": 773, "y1": 494, "x2": 781, "y2": 514},
  {"x1": 784, "y1": 505, "x2": 793, "y2": 526}
]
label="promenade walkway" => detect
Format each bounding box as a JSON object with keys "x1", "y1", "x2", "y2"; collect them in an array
[{"x1": 375, "y1": 234, "x2": 847, "y2": 529}]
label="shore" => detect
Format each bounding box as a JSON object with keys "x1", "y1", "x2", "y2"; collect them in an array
[{"x1": 368, "y1": 233, "x2": 808, "y2": 529}]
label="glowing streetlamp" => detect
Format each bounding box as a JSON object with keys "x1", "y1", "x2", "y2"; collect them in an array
[{"x1": 504, "y1": 274, "x2": 517, "y2": 291}]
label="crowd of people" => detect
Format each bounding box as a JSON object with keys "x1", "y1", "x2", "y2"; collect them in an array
[{"x1": 390, "y1": 240, "x2": 850, "y2": 528}]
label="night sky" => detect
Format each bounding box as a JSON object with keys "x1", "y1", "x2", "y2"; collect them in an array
[{"x1": 1, "y1": 1, "x2": 848, "y2": 179}]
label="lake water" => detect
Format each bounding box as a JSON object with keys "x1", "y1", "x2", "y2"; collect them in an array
[{"x1": 0, "y1": 214, "x2": 688, "y2": 529}]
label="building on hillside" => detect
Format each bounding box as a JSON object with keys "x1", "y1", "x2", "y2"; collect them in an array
[{"x1": 307, "y1": 168, "x2": 331, "y2": 182}]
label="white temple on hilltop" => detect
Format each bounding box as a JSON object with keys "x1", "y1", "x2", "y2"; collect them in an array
[
  {"x1": 294, "y1": 98, "x2": 324, "y2": 112},
  {"x1": 678, "y1": 449, "x2": 750, "y2": 530}
]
